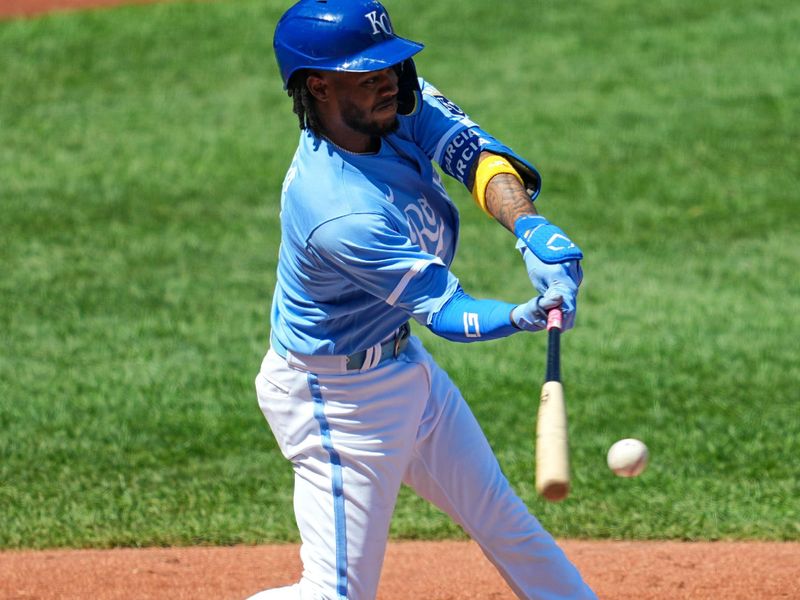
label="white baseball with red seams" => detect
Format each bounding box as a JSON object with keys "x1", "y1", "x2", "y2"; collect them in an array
[{"x1": 607, "y1": 439, "x2": 649, "y2": 477}]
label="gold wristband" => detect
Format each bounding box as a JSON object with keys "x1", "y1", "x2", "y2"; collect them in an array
[{"x1": 471, "y1": 155, "x2": 524, "y2": 216}]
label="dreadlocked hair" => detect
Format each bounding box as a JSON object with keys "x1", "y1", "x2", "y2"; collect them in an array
[{"x1": 287, "y1": 70, "x2": 323, "y2": 137}]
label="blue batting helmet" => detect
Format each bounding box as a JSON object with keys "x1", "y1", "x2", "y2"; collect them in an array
[{"x1": 273, "y1": 0, "x2": 424, "y2": 89}]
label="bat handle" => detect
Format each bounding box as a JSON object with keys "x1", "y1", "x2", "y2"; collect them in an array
[
  {"x1": 545, "y1": 308, "x2": 562, "y2": 383},
  {"x1": 546, "y1": 307, "x2": 563, "y2": 332}
]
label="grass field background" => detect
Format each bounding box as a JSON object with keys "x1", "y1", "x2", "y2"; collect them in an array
[{"x1": 1, "y1": 0, "x2": 798, "y2": 548}]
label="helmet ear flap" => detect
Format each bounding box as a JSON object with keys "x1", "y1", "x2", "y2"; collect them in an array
[{"x1": 395, "y1": 59, "x2": 421, "y2": 116}]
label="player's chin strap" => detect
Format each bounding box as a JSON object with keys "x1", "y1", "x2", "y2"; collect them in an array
[{"x1": 395, "y1": 59, "x2": 421, "y2": 116}]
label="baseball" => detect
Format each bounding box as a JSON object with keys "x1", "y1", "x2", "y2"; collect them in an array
[{"x1": 607, "y1": 438, "x2": 649, "y2": 477}]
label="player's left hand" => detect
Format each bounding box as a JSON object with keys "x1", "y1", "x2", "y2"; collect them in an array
[
  {"x1": 511, "y1": 286, "x2": 571, "y2": 331},
  {"x1": 514, "y1": 215, "x2": 583, "y2": 330}
]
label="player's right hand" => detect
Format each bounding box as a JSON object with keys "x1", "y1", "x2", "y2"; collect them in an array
[
  {"x1": 511, "y1": 286, "x2": 571, "y2": 332},
  {"x1": 513, "y1": 218, "x2": 583, "y2": 329},
  {"x1": 516, "y1": 243, "x2": 580, "y2": 330}
]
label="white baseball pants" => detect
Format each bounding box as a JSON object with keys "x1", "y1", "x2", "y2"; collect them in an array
[{"x1": 247, "y1": 336, "x2": 596, "y2": 600}]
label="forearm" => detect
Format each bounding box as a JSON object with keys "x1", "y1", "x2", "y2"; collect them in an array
[
  {"x1": 476, "y1": 151, "x2": 538, "y2": 233},
  {"x1": 428, "y1": 286, "x2": 519, "y2": 343},
  {"x1": 469, "y1": 153, "x2": 584, "y2": 331}
]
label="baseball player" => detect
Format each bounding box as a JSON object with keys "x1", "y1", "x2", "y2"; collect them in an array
[{"x1": 248, "y1": 1, "x2": 595, "y2": 598}]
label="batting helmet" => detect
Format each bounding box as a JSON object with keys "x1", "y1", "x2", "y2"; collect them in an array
[{"x1": 273, "y1": 0, "x2": 424, "y2": 89}]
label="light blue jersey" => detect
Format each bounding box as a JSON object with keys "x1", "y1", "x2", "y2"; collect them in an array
[{"x1": 270, "y1": 80, "x2": 541, "y2": 356}]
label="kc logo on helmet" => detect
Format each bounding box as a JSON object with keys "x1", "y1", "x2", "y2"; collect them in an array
[{"x1": 365, "y1": 10, "x2": 393, "y2": 36}]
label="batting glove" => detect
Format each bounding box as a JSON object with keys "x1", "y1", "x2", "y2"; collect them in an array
[
  {"x1": 514, "y1": 215, "x2": 583, "y2": 330},
  {"x1": 511, "y1": 286, "x2": 570, "y2": 332}
]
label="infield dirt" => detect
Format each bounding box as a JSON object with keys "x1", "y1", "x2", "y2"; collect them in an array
[{"x1": 2, "y1": 540, "x2": 800, "y2": 599}]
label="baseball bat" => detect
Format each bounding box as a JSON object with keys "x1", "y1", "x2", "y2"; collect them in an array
[{"x1": 535, "y1": 307, "x2": 570, "y2": 502}]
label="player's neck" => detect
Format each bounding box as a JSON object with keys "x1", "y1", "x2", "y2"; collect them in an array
[{"x1": 319, "y1": 122, "x2": 379, "y2": 154}]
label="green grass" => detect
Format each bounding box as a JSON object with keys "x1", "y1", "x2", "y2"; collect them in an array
[{"x1": 1, "y1": 0, "x2": 798, "y2": 548}]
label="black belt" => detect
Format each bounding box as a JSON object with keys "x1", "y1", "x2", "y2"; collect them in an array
[{"x1": 345, "y1": 323, "x2": 411, "y2": 371}]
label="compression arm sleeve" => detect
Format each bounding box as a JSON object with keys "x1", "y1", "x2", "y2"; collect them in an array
[{"x1": 428, "y1": 285, "x2": 519, "y2": 343}]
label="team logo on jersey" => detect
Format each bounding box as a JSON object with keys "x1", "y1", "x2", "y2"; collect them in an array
[
  {"x1": 365, "y1": 10, "x2": 393, "y2": 36},
  {"x1": 404, "y1": 194, "x2": 445, "y2": 259}
]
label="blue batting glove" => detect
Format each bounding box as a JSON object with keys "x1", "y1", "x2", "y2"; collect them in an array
[
  {"x1": 517, "y1": 243, "x2": 581, "y2": 330},
  {"x1": 514, "y1": 215, "x2": 583, "y2": 330},
  {"x1": 511, "y1": 286, "x2": 570, "y2": 332}
]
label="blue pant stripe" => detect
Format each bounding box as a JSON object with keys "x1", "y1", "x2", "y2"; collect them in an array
[{"x1": 308, "y1": 373, "x2": 348, "y2": 600}]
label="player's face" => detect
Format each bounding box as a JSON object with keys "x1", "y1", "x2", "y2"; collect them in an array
[{"x1": 330, "y1": 68, "x2": 400, "y2": 136}]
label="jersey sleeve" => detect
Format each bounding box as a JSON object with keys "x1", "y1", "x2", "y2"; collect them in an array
[
  {"x1": 409, "y1": 79, "x2": 542, "y2": 200},
  {"x1": 307, "y1": 211, "x2": 460, "y2": 325}
]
